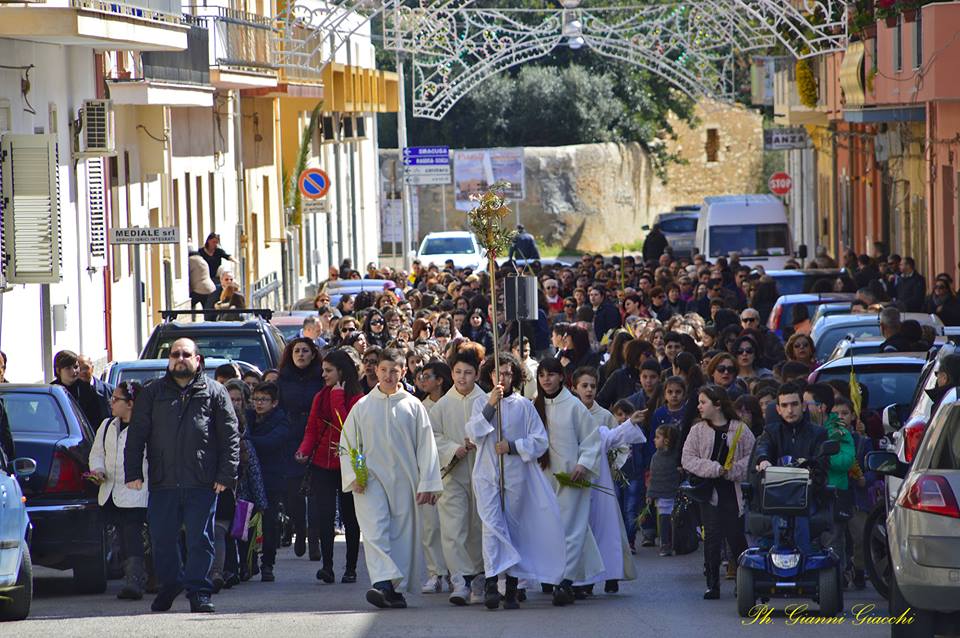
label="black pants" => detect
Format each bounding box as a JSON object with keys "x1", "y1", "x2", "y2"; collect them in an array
[
  {"x1": 102, "y1": 499, "x2": 147, "y2": 560},
  {"x1": 261, "y1": 488, "x2": 285, "y2": 567},
  {"x1": 282, "y1": 476, "x2": 318, "y2": 539},
  {"x1": 310, "y1": 467, "x2": 360, "y2": 571},
  {"x1": 699, "y1": 481, "x2": 747, "y2": 588}
]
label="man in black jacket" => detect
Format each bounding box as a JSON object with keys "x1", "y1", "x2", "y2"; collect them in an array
[
  {"x1": 508, "y1": 224, "x2": 540, "y2": 261},
  {"x1": 588, "y1": 285, "x2": 622, "y2": 343},
  {"x1": 642, "y1": 223, "x2": 669, "y2": 265},
  {"x1": 895, "y1": 257, "x2": 926, "y2": 312},
  {"x1": 751, "y1": 382, "x2": 828, "y2": 553},
  {"x1": 125, "y1": 338, "x2": 240, "y2": 614}
]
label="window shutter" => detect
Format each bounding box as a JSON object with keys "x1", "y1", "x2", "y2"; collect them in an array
[
  {"x1": 86, "y1": 157, "x2": 107, "y2": 266},
  {"x1": 0, "y1": 134, "x2": 62, "y2": 284}
]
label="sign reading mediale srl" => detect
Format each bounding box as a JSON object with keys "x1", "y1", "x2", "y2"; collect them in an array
[{"x1": 109, "y1": 227, "x2": 181, "y2": 245}]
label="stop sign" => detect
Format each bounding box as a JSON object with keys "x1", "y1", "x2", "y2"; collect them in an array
[{"x1": 768, "y1": 172, "x2": 793, "y2": 196}]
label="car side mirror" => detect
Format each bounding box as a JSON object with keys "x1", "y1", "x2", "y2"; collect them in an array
[
  {"x1": 13, "y1": 457, "x2": 37, "y2": 478},
  {"x1": 882, "y1": 403, "x2": 902, "y2": 432},
  {"x1": 819, "y1": 439, "x2": 841, "y2": 456},
  {"x1": 865, "y1": 450, "x2": 907, "y2": 479}
]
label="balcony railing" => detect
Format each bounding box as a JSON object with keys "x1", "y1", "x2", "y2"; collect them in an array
[
  {"x1": 205, "y1": 6, "x2": 277, "y2": 73},
  {"x1": 140, "y1": 18, "x2": 211, "y2": 84},
  {"x1": 277, "y1": 21, "x2": 326, "y2": 85}
]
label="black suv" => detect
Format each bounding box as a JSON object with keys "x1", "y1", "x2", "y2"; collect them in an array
[{"x1": 140, "y1": 310, "x2": 286, "y2": 371}]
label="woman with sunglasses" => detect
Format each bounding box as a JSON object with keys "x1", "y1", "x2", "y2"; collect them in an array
[
  {"x1": 705, "y1": 352, "x2": 746, "y2": 400},
  {"x1": 88, "y1": 381, "x2": 148, "y2": 600},
  {"x1": 363, "y1": 309, "x2": 389, "y2": 348},
  {"x1": 923, "y1": 275, "x2": 960, "y2": 326},
  {"x1": 729, "y1": 335, "x2": 771, "y2": 382},
  {"x1": 784, "y1": 333, "x2": 818, "y2": 369}
]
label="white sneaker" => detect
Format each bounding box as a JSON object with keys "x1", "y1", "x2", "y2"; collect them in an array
[
  {"x1": 469, "y1": 576, "x2": 485, "y2": 605},
  {"x1": 422, "y1": 575, "x2": 443, "y2": 594},
  {"x1": 449, "y1": 584, "x2": 471, "y2": 606},
  {"x1": 447, "y1": 574, "x2": 463, "y2": 592}
]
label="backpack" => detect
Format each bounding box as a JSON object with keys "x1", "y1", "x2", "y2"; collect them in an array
[{"x1": 671, "y1": 489, "x2": 700, "y2": 555}]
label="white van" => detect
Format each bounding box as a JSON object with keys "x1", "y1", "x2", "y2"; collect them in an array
[{"x1": 695, "y1": 194, "x2": 794, "y2": 269}]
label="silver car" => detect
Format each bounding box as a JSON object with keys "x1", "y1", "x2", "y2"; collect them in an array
[{"x1": 868, "y1": 393, "x2": 960, "y2": 638}]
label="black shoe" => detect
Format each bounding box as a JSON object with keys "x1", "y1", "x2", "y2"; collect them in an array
[
  {"x1": 604, "y1": 580, "x2": 619, "y2": 594},
  {"x1": 223, "y1": 573, "x2": 239, "y2": 589},
  {"x1": 366, "y1": 587, "x2": 390, "y2": 609},
  {"x1": 517, "y1": 588, "x2": 527, "y2": 602},
  {"x1": 188, "y1": 592, "x2": 216, "y2": 613},
  {"x1": 342, "y1": 570, "x2": 357, "y2": 584},
  {"x1": 386, "y1": 590, "x2": 408, "y2": 609},
  {"x1": 151, "y1": 586, "x2": 184, "y2": 612},
  {"x1": 573, "y1": 586, "x2": 588, "y2": 600},
  {"x1": 211, "y1": 576, "x2": 224, "y2": 594},
  {"x1": 239, "y1": 567, "x2": 251, "y2": 582},
  {"x1": 703, "y1": 587, "x2": 720, "y2": 600},
  {"x1": 640, "y1": 537, "x2": 656, "y2": 547},
  {"x1": 316, "y1": 567, "x2": 335, "y2": 583},
  {"x1": 552, "y1": 581, "x2": 574, "y2": 606},
  {"x1": 503, "y1": 576, "x2": 519, "y2": 610},
  {"x1": 294, "y1": 535, "x2": 306, "y2": 557},
  {"x1": 261, "y1": 564, "x2": 275, "y2": 582},
  {"x1": 541, "y1": 583, "x2": 554, "y2": 594},
  {"x1": 484, "y1": 577, "x2": 501, "y2": 610}
]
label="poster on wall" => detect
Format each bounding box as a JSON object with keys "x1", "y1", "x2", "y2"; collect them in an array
[{"x1": 453, "y1": 148, "x2": 525, "y2": 211}]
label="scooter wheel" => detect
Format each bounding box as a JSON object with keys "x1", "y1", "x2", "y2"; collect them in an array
[
  {"x1": 736, "y1": 566, "x2": 756, "y2": 618},
  {"x1": 818, "y1": 567, "x2": 842, "y2": 617}
]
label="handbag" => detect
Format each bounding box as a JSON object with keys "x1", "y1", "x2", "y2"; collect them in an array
[
  {"x1": 683, "y1": 423, "x2": 733, "y2": 503},
  {"x1": 230, "y1": 498, "x2": 254, "y2": 540},
  {"x1": 298, "y1": 415, "x2": 333, "y2": 496}
]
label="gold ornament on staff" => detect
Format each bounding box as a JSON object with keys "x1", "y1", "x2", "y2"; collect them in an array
[{"x1": 468, "y1": 181, "x2": 516, "y2": 512}]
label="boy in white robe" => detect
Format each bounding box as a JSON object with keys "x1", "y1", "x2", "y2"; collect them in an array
[
  {"x1": 534, "y1": 358, "x2": 604, "y2": 606},
  {"x1": 419, "y1": 366, "x2": 453, "y2": 594},
  {"x1": 572, "y1": 367, "x2": 646, "y2": 595},
  {"x1": 341, "y1": 348, "x2": 443, "y2": 609},
  {"x1": 466, "y1": 354, "x2": 566, "y2": 610},
  {"x1": 430, "y1": 352, "x2": 487, "y2": 606}
]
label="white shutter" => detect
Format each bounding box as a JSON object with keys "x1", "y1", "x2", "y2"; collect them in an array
[
  {"x1": 0, "y1": 134, "x2": 62, "y2": 284},
  {"x1": 86, "y1": 157, "x2": 107, "y2": 266}
]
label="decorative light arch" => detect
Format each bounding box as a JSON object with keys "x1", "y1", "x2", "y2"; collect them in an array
[{"x1": 276, "y1": 0, "x2": 848, "y2": 120}]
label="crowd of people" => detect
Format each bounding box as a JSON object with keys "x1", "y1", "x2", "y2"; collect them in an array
[{"x1": 13, "y1": 237, "x2": 958, "y2": 615}]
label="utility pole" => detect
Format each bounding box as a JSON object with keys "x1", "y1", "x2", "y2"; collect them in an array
[{"x1": 396, "y1": 51, "x2": 413, "y2": 270}]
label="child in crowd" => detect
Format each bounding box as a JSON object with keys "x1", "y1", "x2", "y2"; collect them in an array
[
  {"x1": 646, "y1": 425, "x2": 682, "y2": 556},
  {"x1": 610, "y1": 399, "x2": 646, "y2": 553},
  {"x1": 571, "y1": 367, "x2": 645, "y2": 594}
]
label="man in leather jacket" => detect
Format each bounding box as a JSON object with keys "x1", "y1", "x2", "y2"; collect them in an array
[{"x1": 750, "y1": 382, "x2": 828, "y2": 552}]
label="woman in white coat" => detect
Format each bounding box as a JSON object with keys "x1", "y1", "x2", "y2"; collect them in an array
[
  {"x1": 534, "y1": 357, "x2": 604, "y2": 606},
  {"x1": 88, "y1": 381, "x2": 149, "y2": 600}
]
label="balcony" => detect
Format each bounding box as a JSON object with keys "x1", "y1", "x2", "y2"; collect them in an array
[
  {"x1": 200, "y1": 6, "x2": 278, "y2": 89},
  {"x1": 773, "y1": 59, "x2": 829, "y2": 126},
  {"x1": 107, "y1": 19, "x2": 215, "y2": 106},
  {"x1": 0, "y1": 0, "x2": 189, "y2": 50}
]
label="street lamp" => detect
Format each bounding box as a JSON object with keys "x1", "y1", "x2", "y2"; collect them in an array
[
  {"x1": 559, "y1": 0, "x2": 581, "y2": 8},
  {"x1": 567, "y1": 35, "x2": 585, "y2": 49}
]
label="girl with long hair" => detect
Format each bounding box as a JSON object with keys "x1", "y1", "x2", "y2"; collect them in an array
[{"x1": 296, "y1": 348, "x2": 364, "y2": 584}]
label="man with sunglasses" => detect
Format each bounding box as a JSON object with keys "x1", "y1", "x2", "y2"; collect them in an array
[
  {"x1": 125, "y1": 338, "x2": 240, "y2": 614},
  {"x1": 739, "y1": 308, "x2": 785, "y2": 369}
]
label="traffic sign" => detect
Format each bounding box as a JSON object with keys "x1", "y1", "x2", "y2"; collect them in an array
[
  {"x1": 768, "y1": 172, "x2": 793, "y2": 196},
  {"x1": 298, "y1": 168, "x2": 330, "y2": 200},
  {"x1": 764, "y1": 128, "x2": 809, "y2": 151},
  {"x1": 109, "y1": 227, "x2": 180, "y2": 245},
  {"x1": 402, "y1": 146, "x2": 451, "y2": 186},
  {"x1": 404, "y1": 173, "x2": 451, "y2": 186}
]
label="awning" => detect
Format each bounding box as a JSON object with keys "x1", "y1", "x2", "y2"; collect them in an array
[{"x1": 844, "y1": 106, "x2": 926, "y2": 123}]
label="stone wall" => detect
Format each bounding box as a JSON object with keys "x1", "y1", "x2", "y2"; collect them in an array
[{"x1": 385, "y1": 99, "x2": 764, "y2": 253}]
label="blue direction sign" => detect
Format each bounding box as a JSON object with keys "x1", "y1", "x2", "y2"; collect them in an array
[{"x1": 402, "y1": 146, "x2": 450, "y2": 166}]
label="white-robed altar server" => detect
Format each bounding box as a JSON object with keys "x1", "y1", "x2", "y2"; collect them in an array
[
  {"x1": 430, "y1": 352, "x2": 487, "y2": 606},
  {"x1": 533, "y1": 357, "x2": 604, "y2": 606},
  {"x1": 341, "y1": 348, "x2": 443, "y2": 610},
  {"x1": 465, "y1": 354, "x2": 566, "y2": 610},
  {"x1": 572, "y1": 367, "x2": 645, "y2": 594}
]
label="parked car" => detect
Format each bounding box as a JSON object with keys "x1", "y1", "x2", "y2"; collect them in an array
[
  {"x1": 101, "y1": 358, "x2": 262, "y2": 387},
  {"x1": 762, "y1": 269, "x2": 856, "y2": 296},
  {"x1": 867, "y1": 396, "x2": 960, "y2": 638},
  {"x1": 695, "y1": 194, "x2": 794, "y2": 270},
  {"x1": 807, "y1": 353, "x2": 929, "y2": 413},
  {"x1": 767, "y1": 292, "x2": 857, "y2": 338},
  {"x1": 0, "y1": 385, "x2": 105, "y2": 594},
  {"x1": 0, "y1": 437, "x2": 34, "y2": 621},
  {"x1": 270, "y1": 312, "x2": 314, "y2": 342},
  {"x1": 140, "y1": 310, "x2": 285, "y2": 372},
  {"x1": 827, "y1": 335, "x2": 946, "y2": 362},
  {"x1": 416, "y1": 231, "x2": 487, "y2": 270},
  {"x1": 811, "y1": 301, "x2": 856, "y2": 325},
  {"x1": 645, "y1": 210, "x2": 699, "y2": 257},
  {"x1": 809, "y1": 312, "x2": 945, "y2": 363}
]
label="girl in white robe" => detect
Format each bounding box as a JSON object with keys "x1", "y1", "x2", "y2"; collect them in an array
[
  {"x1": 466, "y1": 354, "x2": 566, "y2": 610},
  {"x1": 534, "y1": 357, "x2": 604, "y2": 605},
  {"x1": 341, "y1": 352, "x2": 443, "y2": 609},
  {"x1": 572, "y1": 367, "x2": 646, "y2": 594}
]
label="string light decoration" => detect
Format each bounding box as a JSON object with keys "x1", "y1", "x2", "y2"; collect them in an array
[{"x1": 276, "y1": 0, "x2": 848, "y2": 120}]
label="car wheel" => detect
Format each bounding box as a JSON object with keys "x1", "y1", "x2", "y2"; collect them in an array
[
  {"x1": 736, "y1": 566, "x2": 756, "y2": 618},
  {"x1": 864, "y1": 503, "x2": 892, "y2": 599},
  {"x1": 891, "y1": 575, "x2": 936, "y2": 638},
  {"x1": 72, "y1": 530, "x2": 108, "y2": 594},
  {"x1": 0, "y1": 546, "x2": 32, "y2": 621},
  {"x1": 817, "y1": 567, "x2": 842, "y2": 617}
]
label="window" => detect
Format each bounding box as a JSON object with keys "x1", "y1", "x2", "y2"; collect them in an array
[
  {"x1": 931, "y1": 412, "x2": 960, "y2": 470},
  {"x1": 894, "y1": 18, "x2": 902, "y2": 72},
  {"x1": 185, "y1": 173, "x2": 194, "y2": 243},
  {"x1": 707, "y1": 223, "x2": 790, "y2": 258},
  {"x1": 421, "y1": 237, "x2": 477, "y2": 255},
  {"x1": 913, "y1": 10, "x2": 923, "y2": 69},
  {"x1": 658, "y1": 216, "x2": 698, "y2": 233},
  {"x1": 156, "y1": 335, "x2": 268, "y2": 371},
  {"x1": 0, "y1": 393, "x2": 68, "y2": 434},
  {"x1": 705, "y1": 128, "x2": 720, "y2": 163},
  {"x1": 816, "y1": 365, "x2": 922, "y2": 410}
]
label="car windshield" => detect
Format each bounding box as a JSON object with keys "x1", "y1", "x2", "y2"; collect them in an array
[
  {"x1": 275, "y1": 324, "x2": 302, "y2": 341},
  {"x1": 421, "y1": 237, "x2": 475, "y2": 255},
  {"x1": 816, "y1": 365, "x2": 922, "y2": 410},
  {"x1": 816, "y1": 325, "x2": 881, "y2": 360},
  {"x1": 658, "y1": 217, "x2": 697, "y2": 233},
  {"x1": 0, "y1": 393, "x2": 68, "y2": 434},
  {"x1": 155, "y1": 336, "x2": 268, "y2": 370},
  {"x1": 708, "y1": 223, "x2": 789, "y2": 258},
  {"x1": 117, "y1": 367, "x2": 217, "y2": 385}
]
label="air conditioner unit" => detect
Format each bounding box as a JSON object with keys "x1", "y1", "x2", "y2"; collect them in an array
[{"x1": 78, "y1": 99, "x2": 116, "y2": 157}]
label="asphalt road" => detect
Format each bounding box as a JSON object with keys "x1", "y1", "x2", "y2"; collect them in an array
[{"x1": 13, "y1": 536, "x2": 896, "y2": 638}]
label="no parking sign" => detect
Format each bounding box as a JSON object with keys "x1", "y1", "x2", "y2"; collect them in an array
[{"x1": 298, "y1": 168, "x2": 330, "y2": 200}]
